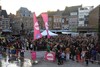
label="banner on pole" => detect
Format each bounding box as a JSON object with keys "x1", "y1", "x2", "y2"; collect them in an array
[
  {"x1": 41, "y1": 13, "x2": 50, "y2": 38},
  {"x1": 33, "y1": 12, "x2": 42, "y2": 40}
]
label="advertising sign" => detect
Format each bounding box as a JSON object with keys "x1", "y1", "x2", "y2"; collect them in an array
[
  {"x1": 45, "y1": 52, "x2": 55, "y2": 62},
  {"x1": 31, "y1": 51, "x2": 36, "y2": 60}
]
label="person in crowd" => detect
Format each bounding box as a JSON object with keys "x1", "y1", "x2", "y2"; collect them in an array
[
  {"x1": 76, "y1": 47, "x2": 81, "y2": 62},
  {"x1": 70, "y1": 45, "x2": 76, "y2": 61},
  {"x1": 61, "y1": 50, "x2": 65, "y2": 64},
  {"x1": 46, "y1": 44, "x2": 51, "y2": 52},
  {"x1": 81, "y1": 47, "x2": 86, "y2": 63},
  {"x1": 30, "y1": 42, "x2": 33, "y2": 51},
  {"x1": 56, "y1": 50, "x2": 62, "y2": 65},
  {"x1": 20, "y1": 47, "x2": 25, "y2": 58},
  {"x1": 91, "y1": 48, "x2": 97, "y2": 63},
  {"x1": 20, "y1": 47, "x2": 25, "y2": 67},
  {"x1": 85, "y1": 50, "x2": 91, "y2": 66},
  {"x1": 26, "y1": 41, "x2": 29, "y2": 50},
  {"x1": 65, "y1": 46, "x2": 70, "y2": 61},
  {"x1": 31, "y1": 42, "x2": 36, "y2": 51}
]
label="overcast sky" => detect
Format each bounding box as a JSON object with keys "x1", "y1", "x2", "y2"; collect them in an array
[{"x1": 1, "y1": 0, "x2": 100, "y2": 15}]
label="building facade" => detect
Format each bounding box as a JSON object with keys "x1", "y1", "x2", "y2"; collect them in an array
[
  {"x1": 77, "y1": 5, "x2": 99, "y2": 33},
  {"x1": 11, "y1": 7, "x2": 33, "y2": 34},
  {"x1": 12, "y1": 16, "x2": 33, "y2": 34},
  {"x1": 62, "y1": 16, "x2": 68, "y2": 30},
  {"x1": 62, "y1": 5, "x2": 82, "y2": 31},
  {"x1": 48, "y1": 10, "x2": 63, "y2": 30},
  {"x1": 37, "y1": 10, "x2": 64, "y2": 30},
  {"x1": 53, "y1": 15, "x2": 62, "y2": 29},
  {"x1": 0, "y1": 6, "x2": 10, "y2": 30},
  {"x1": 78, "y1": 6, "x2": 94, "y2": 26},
  {"x1": 88, "y1": 5, "x2": 100, "y2": 32},
  {"x1": 69, "y1": 12, "x2": 78, "y2": 31}
]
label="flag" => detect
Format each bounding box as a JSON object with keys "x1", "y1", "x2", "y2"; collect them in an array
[
  {"x1": 33, "y1": 12, "x2": 42, "y2": 40},
  {"x1": 41, "y1": 12, "x2": 50, "y2": 38}
]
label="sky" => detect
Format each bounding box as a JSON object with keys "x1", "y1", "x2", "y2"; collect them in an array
[{"x1": 1, "y1": 0, "x2": 100, "y2": 16}]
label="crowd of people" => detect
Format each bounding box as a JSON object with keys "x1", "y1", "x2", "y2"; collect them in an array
[
  {"x1": 34, "y1": 35, "x2": 100, "y2": 65},
  {"x1": 0, "y1": 34, "x2": 100, "y2": 66}
]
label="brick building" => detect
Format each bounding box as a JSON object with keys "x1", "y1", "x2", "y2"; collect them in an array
[{"x1": 88, "y1": 5, "x2": 100, "y2": 32}]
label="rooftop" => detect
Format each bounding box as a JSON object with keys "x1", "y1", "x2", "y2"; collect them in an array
[
  {"x1": 62, "y1": 5, "x2": 82, "y2": 16},
  {"x1": 0, "y1": 10, "x2": 8, "y2": 18}
]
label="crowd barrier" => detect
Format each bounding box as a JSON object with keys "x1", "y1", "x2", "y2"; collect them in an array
[
  {"x1": 0, "y1": 46, "x2": 100, "y2": 63},
  {"x1": 0, "y1": 47, "x2": 56, "y2": 62}
]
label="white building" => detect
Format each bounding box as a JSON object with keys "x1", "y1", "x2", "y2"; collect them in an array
[
  {"x1": 69, "y1": 12, "x2": 78, "y2": 31},
  {"x1": 78, "y1": 6, "x2": 94, "y2": 26}
]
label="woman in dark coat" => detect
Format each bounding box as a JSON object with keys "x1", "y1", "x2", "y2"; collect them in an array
[{"x1": 85, "y1": 50, "x2": 91, "y2": 66}]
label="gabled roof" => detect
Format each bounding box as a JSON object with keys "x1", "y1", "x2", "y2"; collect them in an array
[
  {"x1": 89, "y1": 5, "x2": 100, "y2": 14},
  {"x1": 47, "y1": 11, "x2": 56, "y2": 16},
  {"x1": 0, "y1": 10, "x2": 8, "y2": 18},
  {"x1": 47, "y1": 10, "x2": 64, "y2": 16},
  {"x1": 55, "y1": 10, "x2": 64, "y2": 16},
  {"x1": 62, "y1": 5, "x2": 82, "y2": 16}
]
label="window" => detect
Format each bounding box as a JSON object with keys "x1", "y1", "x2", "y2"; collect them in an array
[
  {"x1": 80, "y1": 8, "x2": 84, "y2": 10},
  {"x1": 85, "y1": 21, "x2": 88, "y2": 24},
  {"x1": 2, "y1": 26, "x2": 4, "y2": 29},
  {"x1": 70, "y1": 12, "x2": 77, "y2": 16},
  {"x1": 49, "y1": 17, "x2": 52, "y2": 21},
  {"x1": 79, "y1": 18, "x2": 84, "y2": 21},
  {"x1": 54, "y1": 18, "x2": 56, "y2": 22},
  {"x1": 57, "y1": 18, "x2": 59, "y2": 22},
  {"x1": 66, "y1": 18, "x2": 68, "y2": 21},
  {"x1": 2, "y1": 22, "x2": 4, "y2": 25},
  {"x1": 59, "y1": 18, "x2": 62, "y2": 22},
  {"x1": 5, "y1": 21, "x2": 8, "y2": 23},
  {"x1": 23, "y1": 14, "x2": 25, "y2": 16},
  {"x1": 62, "y1": 19, "x2": 64, "y2": 23}
]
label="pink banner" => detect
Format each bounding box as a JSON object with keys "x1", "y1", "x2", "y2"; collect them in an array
[
  {"x1": 33, "y1": 12, "x2": 42, "y2": 40},
  {"x1": 41, "y1": 13, "x2": 50, "y2": 38},
  {"x1": 31, "y1": 51, "x2": 36, "y2": 60}
]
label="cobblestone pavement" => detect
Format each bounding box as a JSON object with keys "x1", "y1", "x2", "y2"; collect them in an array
[{"x1": 24, "y1": 51, "x2": 100, "y2": 67}]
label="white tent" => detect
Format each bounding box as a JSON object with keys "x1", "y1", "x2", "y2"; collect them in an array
[
  {"x1": 62, "y1": 32, "x2": 79, "y2": 36},
  {"x1": 41, "y1": 30, "x2": 58, "y2": 36}
]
